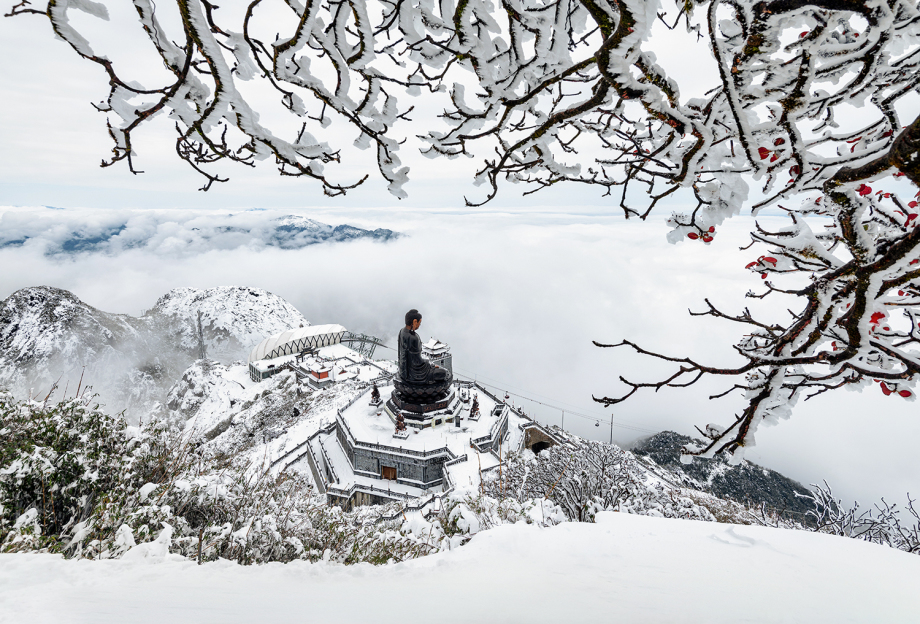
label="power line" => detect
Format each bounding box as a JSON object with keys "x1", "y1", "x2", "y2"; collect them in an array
[
  {"x1": 453, "y1": 368, "x2": 657, "y2": 434},
  {"x1": 454, "y1": 365, "x2": 618, "y2": 416}
]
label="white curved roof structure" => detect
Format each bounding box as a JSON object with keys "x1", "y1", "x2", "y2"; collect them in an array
[
  {"x1": 422, "y1": 338, "x2": 449, "y2": 353},
  {"x1": 248, "y1": 324, "x2": 347, "y2": 363}
]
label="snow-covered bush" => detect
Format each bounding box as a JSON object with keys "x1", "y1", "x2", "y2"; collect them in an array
[
  {"x1": 5, "y1": 391, "x2": 918, "y2": 562},
  {"x1": 806, "y1": 482, "x2": 920, "y2": 555},
  {"x1": 482, "y1": 440, "x2": 723, "y2": 523},
  {"x1": 0, "y1": 392, "x2": 455, "y2": 564},
  {"x1": 0, "y1": 391, "x2": 131, "y2": 552}
]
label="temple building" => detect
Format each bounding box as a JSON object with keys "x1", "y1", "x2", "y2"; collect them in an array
[
  {"x1": 295, "y1": 379, "x2": 565, "y2": 509},
  {"x1": 280, "y1": 350, "x2": 561, "y2": 509},
  {"x1": 252, "y1": 319, "x2": 564, "y2": 510},
  {"x1": 421, "y1": 338, "x2": 452, "y2": 374},
  {"x1": 248, "y1": 324, "x2": 393, "y2": 385}
]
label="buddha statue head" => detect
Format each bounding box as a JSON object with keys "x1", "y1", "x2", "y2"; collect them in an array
[{"x1": 405, "y1": 309, "x2": 422, "y2": 330}]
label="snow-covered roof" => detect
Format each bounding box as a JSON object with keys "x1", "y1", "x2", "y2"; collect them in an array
[
  {"x1": 249, "y1": 353, "x2": 297, "y2": 373},
  {"x1": 422, "y1": 337, "x2": 449, "y2": 353},
  {"x1": 248, "y1": 324, "x2": 347, "y2": 363}
]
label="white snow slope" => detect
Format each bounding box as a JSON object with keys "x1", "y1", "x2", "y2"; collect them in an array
[{"x1": 1, "y1": 512, "x2": 916, "y2": 624}]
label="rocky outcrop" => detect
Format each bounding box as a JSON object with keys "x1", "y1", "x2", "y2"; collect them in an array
[
  {"x1": 0, "y1": 286, "x2": 309, "y2": 420},
  {"x1": 143, "y1": 286, "x2": 308, "y2": 363},
  {"x1": 632, "y1": 431, "x2": 814, "y2": 521}
]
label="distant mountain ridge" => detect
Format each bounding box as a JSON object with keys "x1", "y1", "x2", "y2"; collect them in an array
[
  {"x1": 631, "y1": 431, "x2": 814, "y2": 521},
  {"x1": 0, "y1": 210, "x2": 399, "y2": 256},
  {"x1": 0, "y1": 286, "x2": 308, "y2": 418}
]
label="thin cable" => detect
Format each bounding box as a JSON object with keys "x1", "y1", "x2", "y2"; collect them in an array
[
  {"x1": 454, "y1": 369, "x2": 657, "y2": 434},
  {"x1": 453, "y1": 365, "x2": 620, "y2": 416}
]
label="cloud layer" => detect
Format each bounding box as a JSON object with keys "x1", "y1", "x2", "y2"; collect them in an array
[{"x1": 0, "y1": 208, "x2": 397, "y2": 257}]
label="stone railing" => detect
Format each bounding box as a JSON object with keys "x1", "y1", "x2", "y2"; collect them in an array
[
  {"x1": 471, "y1": 411, "x2": 508, "y2": 451},
  {"x1": 444, "y1": 453, "x2": 468, "y2": 467},
  {"x1": 327, "y1": 481, "x2": 416, "y2": 503},
  {"x1": 317, "y1": 437, "x2": 339, "y2": 484},
  {"x1": 440, "y1": 453, "x2": 469, "y2": 492},
  {"x1": 337, "y1": 386, "x2": 373, "y2": 415},
  {"x1": 303, "y1": 441, "x2": 327, "y2": 494},
  {"x1": 269, "y1": 421, "x2": 336, "y2": 470},
  {"x1": 361, "y1": 476, "x2": 463, "y2": 526},
  {"x1": 472, "y1": 382, "x2": 506, "y2": 406},
  {"x1": 368, "y1": 374, "x2": 394, "y2": 387}
]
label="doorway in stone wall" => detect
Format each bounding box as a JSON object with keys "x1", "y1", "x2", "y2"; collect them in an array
[{"x1": 382, "y1": 466, "x2": 397, "y2": 480}]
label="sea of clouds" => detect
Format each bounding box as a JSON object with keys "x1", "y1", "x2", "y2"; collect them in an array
[{"x1": 0, "y1": 207, "x2": 396, "y2": 257}]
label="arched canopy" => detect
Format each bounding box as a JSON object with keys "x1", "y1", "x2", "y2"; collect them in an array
[{"x1": 248, "y1": 324, "x2": 347, "y2": 363}]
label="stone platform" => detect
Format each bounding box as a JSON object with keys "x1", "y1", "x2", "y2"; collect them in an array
[
  {"x1": 287, "y1": 381, "x2": 563, "y2": 511},
  {"x1": 384, "y1": 386, "x2": 461, "y2": 429}
]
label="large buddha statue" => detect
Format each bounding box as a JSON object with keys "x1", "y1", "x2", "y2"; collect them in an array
[{"x1": 394, "y1": 309, "x2": 452, "y2": 403}]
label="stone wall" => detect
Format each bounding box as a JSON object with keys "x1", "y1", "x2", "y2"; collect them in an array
[
  {"x1": 524, "y1": 426, "x2": 557, "y2": 453},
  {"x1": 338, "y1": 422, "x2": 448, "y2": 486},
  {"x1": 327, "y1": 489, "x2": 395, "y2": 512}
]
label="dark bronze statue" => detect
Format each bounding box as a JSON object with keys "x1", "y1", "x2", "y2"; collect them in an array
[{"x1": 394, "y1": 309, "x2": 452, "y2": 403}]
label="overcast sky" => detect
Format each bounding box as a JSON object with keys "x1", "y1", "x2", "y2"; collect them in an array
[{"x1": 1, "y1": 4, "x2": 918, "y2": 511}]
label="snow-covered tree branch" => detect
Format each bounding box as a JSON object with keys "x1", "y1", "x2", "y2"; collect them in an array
[{"x1": 11, "y1": 0, "x2": 917, "y2": 201}]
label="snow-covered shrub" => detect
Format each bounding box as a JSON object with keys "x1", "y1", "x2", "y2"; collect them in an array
[
  {"x1": 482, "y1": 440, "x2": 721, "y2": 523},
  {"x1": 806, "y1": 482, "x2": 920, "y2": 555},
  {"x1": 0, "y1": 392, "x2": 455, "y2": 564},
  {"x1": 6, "y1": 392, "x2": 917, "y2": 563},
  {"x1": 0, "y1": 391, "x2": 131, "y2": 552}
]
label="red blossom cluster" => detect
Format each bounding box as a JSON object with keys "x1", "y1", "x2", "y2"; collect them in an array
[
  {"x1": 745, "y1": 255, "x2": 777, "y2": 279},
  {"x1": 687, "y1": 226, "x2": 716, "y2": 243}
]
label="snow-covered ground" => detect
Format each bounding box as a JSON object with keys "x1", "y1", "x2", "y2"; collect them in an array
[{"x1": 2, "y1": 512, "x2": 916, "y2": 624}]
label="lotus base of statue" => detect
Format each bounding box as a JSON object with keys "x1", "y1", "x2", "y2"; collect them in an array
[{"x1": 392, "y1": 376, "x2": 452, "y2": 405}]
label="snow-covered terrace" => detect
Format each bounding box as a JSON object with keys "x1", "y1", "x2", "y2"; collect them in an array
[
  {"x1": 341, "y1": 385, "x2": 501, "y2": 455},
  {"x1": 301, "y1": 383, "x2": 537, "y2": 505},
  {"x1": 298, "y1": 344, "x2": 394, "y2": 383},
  {"x1": 250, "y1": 341, "x2": 395, "y2": 385},
  {"x1": 312, "y1": 431, "x2": 433, "y2": 500}
]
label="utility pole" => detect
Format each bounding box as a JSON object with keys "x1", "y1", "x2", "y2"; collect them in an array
[
  {"x1": 609, "y1": 413, "x2": 614, "y2": 444},
  {"x1": 196, "y1": 310, "x2": 207, "y2": 360},
  {"x1": 561, "y1": 410, "x2": 565, "y2": 431}
]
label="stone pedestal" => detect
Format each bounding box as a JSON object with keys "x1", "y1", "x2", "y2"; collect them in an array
[
  {"x1": 392, "y1": 376, "x2": 452, "y2": 404},
  {"x1": 384, "y1": 385, "x2": 461, "y2": 429}
]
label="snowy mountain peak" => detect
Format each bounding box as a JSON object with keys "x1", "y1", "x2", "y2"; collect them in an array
[
  {"x1": 273, "y1": 215, "x2": 330, "y2": 231},
  {"x1": 0, "y1": 286, "x2": 141, "y2": 370},
  {"x1": 144, "y1": 286, "x2": 309, "y2": 364},
  {"x1": 0, "y1": 285, "x2": 312, "y2": 419}
]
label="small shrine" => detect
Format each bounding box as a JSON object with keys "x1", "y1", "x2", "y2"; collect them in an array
[{"x1": 421, "y1": 337, "x2": 452, "y2": 374}]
